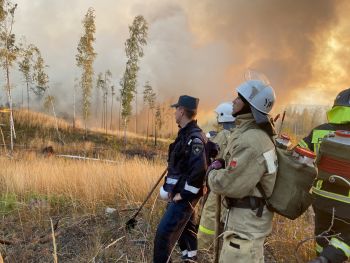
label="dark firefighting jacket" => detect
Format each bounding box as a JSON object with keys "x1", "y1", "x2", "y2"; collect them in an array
[
  {"x1": 299, "y1": 122, "x2": 350, "y2": 218},
  {"x1": 163, "y1": 120, "x2": 208, "y2": 201}
]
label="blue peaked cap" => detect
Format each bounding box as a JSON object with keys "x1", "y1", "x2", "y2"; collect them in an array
[{"x1": 171, "y1": 95, "x2": 199, "y2": 111}]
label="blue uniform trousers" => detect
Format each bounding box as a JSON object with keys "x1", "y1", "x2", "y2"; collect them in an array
[{"x1": 153, "y1": 198, "x2": 199, "y2": 263}]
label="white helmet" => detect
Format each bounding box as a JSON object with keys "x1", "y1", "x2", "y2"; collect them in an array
[
  {"x1": 215, "y1": 102, "x2": 235, "y2": 123},
  {"x1": 236, "y1": 80, "x2": 275, "y2": 114}
]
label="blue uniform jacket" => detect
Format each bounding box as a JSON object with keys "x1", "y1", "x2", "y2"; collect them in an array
[{"x1": 163, "y1": 120, "x2": 208, "y2": 201}]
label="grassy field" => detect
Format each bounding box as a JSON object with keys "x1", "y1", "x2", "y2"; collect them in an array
[
  {"x1": 0, "y1": 109, "x2": 326, "y2": 262},
  {"x1": 0, "y1": 153, "x2": 318, "y2": 262},
  {"x1": 0, "y1": 154, "x2": 167, "y2": 262}
]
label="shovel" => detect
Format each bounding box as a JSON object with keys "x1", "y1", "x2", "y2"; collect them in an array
[
  {"x1": 214, "y1": 194, "x2": 222, "y2": 263},
  {"x1": 125, "y1": 168, "x2": 167, "y2": 230}
]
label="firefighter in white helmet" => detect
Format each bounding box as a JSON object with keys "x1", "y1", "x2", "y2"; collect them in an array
[
  {"x1": 207, "y1": 79, "x2": 278, "y2": 262},
  {"x1": 198, "y1": 102, "x2": 235, "y2": 251}
]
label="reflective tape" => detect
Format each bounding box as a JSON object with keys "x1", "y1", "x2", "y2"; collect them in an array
[
  {"x1": 184, "y1": 182, "x2": 200, "y2": 194},
  {"x1": 198, "y1": 225, "x2": 215, "y2": 235},
  {"x1": 315, "y1": 242, "x2": 323, "y2": 253},
  {"x1": 330, "y1": 238, "x2": 350, "y2": 257},
  {"x1": 298, "y1": 139, "x2": 310, "y2": 149},
  {"x1": 263, "y1": 149, "x2": 278, "y2": 174},
  {"x1": 315, "y1": 179, "x2": 323, "y2": 190},
  {"x1": 166, "y1": 178, "x2": 178, "y2": 185},
  {"x1": 311, "y1": 130, "x2": 333, "y2": 154},
  {"x1": 312, "y1": 187, "x2": 350, "y2": 204},
  {"x1": 327, "y1": 106, "x2": 350, "y2": 125},
  {"x1": 312, "y1": 130, "x2": 332, "y2": 145}
]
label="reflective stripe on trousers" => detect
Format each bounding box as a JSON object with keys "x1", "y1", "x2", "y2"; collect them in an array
[
  {"x1": 198, "y1": 225, "x2": 215, "y2": 235},
  {"x1": 316, "y1": 242, "x2": 323, "y2": 254},
  {"x1": 312, "y1": 184, "x2": 350, "y2": 204},
  {"x1": 330, "y1": 238, "x2": 350, "y2": 257}
]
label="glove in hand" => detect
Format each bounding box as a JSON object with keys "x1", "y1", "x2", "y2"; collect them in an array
[{"x1": 208, "y1": 158, "x2": 225, "y2": 171}]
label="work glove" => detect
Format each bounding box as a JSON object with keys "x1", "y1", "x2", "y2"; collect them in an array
[
  {"x1": 159, "y1": 186, "x2": 170, "y2": 201},
  {"x1": 208, "y1": 158, "x2": 225, "y2": 172}
]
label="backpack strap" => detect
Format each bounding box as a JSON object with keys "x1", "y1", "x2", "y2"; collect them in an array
[{"x1": 256, "y1": 182, "x2": 273, "y2": 214}]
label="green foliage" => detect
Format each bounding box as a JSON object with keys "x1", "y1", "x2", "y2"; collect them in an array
[
  {"x1": 76, "y1": 7, "x2": 97, "y2": 132},
  {"x1": 0, "y1": 192, "x2": 17, "y2": 214},
  {"x1": 43, "y1": 95, "x2": 55, "y2": 112},
  {"x1": 155, "y1": 105, "x2": 163, "y2": 130},
  {"x1": 120, "y1": 15, "x2": 148, "y2": 125},
  {"x1": 0, "y1": 0, "x2": 19, "y2": 71},
  {"x1": 18, "y1": 42, "x2": 36, "y2": 85},
  {"x1": 32, "y1": 48, "x2": 49, "y2": 97},
  {"x1": 99, "y1": 70, "x2": 112, "y2": 94},
  {"x1": 143, "y1": 81, "x2": 156, "y2": 110},
  {"x1": 96, "y1": 70, "x2": 112, "y2": 130}
]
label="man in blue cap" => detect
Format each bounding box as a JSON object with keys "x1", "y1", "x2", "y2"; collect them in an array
[{"x1": 154, "y1": 95, "x2": 208, "y2": 263}]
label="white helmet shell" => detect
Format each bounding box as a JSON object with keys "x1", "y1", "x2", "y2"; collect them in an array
[
  {"x1": 236, "y1": 80, "x2": 275, "y2": 114},
  {"x1": 215, "y1": 102, "x2": 235, "y2": 123}
]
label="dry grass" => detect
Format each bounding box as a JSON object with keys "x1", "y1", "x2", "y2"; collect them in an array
[
  {"x1": 0, "y1": 154, "x2": 168, "y2": 262},
  {"x1": 0, "y1": 154, "x2": 322, "y2": 262},
  {"x1": 14, "y1": 109, "x2": 71, "y2": 131},
  {"x1": 267, "y1": 213, "x2": 315, "y2": 262},
  {"x1": 13, "y1": 109, "x2": 171, "y2": 143},
  {"x1": 0, "y1": 155, "x2": 165, "y2": 213},
  {"x1": 0, "y1": 109, "x2": 345, "y2": 262}
]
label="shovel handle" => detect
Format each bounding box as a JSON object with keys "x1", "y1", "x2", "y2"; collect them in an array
[
  {"x1": 214, "y1": 194, "x2": 221, "y2": 263},
  {"x1": 130, "y1": 168, "x2": 167, "y2": 220}
]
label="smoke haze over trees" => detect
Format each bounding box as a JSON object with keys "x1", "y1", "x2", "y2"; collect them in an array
[{"x1": 1, "y1": 0, "x2": 349, "y2": 137}]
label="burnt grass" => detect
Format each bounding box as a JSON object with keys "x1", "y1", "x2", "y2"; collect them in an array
[
  {"x1": 0, "y1": 202, "x2": 282, "y2": 263},
  {"x1": 0, "y1": 201, "x2": 219, "y2": 263},
  {"x1": 0, "y1": 204, "x2": 156, "y2": 262}
]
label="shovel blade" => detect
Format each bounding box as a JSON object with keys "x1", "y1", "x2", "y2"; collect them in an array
[{"x1": 125, "y1": 217, "x2": 137, "y2": 230}]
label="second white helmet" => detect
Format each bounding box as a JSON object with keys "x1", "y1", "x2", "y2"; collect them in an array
[
  {"x1": 236, "y1": 80, "x2": 275, "y2": 114},
  {"x1": 215, "y1": 102, "x2": 235, "y2": 123}
]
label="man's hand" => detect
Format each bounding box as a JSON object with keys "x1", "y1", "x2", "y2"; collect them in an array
[{"x1": 173, "y1": 193, "x2": 182, "y2": 202}]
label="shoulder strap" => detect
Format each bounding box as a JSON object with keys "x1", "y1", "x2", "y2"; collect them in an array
[
  {"x1": 257, "y1": 182, "x2": 267, "y2": 200},
  {"x1": 257, "y1": 182, "x2": 273, "y2": 212}
]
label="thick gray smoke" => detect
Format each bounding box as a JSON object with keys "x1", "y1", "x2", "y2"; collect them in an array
[{"x1": 4, "y1": 0, "x2": 350, "y2": 123}]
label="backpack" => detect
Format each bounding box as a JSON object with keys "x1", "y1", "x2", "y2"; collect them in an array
[{"x1": 258, "y1": 141, "x2": 318, "y2": 220}]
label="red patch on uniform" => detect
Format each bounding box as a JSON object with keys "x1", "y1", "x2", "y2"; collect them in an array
[{"x1": 229, "y1": 159, "x2": 237, "y2": 168}]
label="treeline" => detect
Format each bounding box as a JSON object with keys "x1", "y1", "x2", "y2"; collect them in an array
[
  {"x1": 279, "y1": 104, "x2": 329, "y2": 142},
  {"x1": 0, "y1": 0, "x2": 172, "y2": 151}
]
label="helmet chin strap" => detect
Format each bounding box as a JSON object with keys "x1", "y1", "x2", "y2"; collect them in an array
[
  {"x1": 222, "y1": 122, "x2": 235, "y2": 130},
  {"x1": 233, "y1": 103, "x2": 251, "y2": 117}
]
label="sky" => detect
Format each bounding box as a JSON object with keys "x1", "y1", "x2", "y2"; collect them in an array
[{"x1": 4, "y1": 0, "x2": 350, "y2": 122}]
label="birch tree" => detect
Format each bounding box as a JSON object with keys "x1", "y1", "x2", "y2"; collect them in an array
[
  {"x1": 18, "y1": 42, "x2": 36, "y2": 111},
  {"x1": 76, "y1": 7, "x2": 96, "y2": 137},
  {"x1": 32, "y1": 48, "x2": 49, "y2": 98},
  {"x1": 0, "y1": 0, "x2": 18, "y2": 153},
  {"x1": 143, "y1": 81, "x2": 155, "y2": 140},
  {"x1": 154, "y1": 104, "x2": 163, "y2": 146},
  {"x1": 120, "y1": 15, "x2": 148, "y2": 145}
]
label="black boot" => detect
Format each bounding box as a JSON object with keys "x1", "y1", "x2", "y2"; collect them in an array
[
  {"x1": 308, "y1": 256, "x2": 328, "y2": 263},
  {"x1": 181, "y1": 255, "x2": 198, "y2": 263}
]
